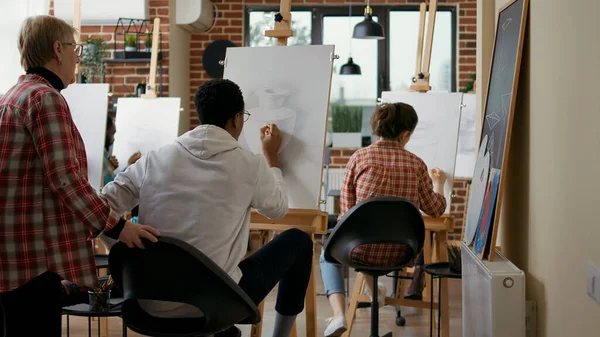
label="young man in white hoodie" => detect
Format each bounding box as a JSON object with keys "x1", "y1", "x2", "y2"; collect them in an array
[{"x1": 100, "y1": 79, "x2": 313, "y2": 337}]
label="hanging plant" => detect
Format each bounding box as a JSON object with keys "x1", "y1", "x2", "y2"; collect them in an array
[
  {"x1": 80, "y1": 37, "x2": 108, "y2": 83},
  {"x1": 462, "y1": 73, "x2": 476, "y2": 93}
]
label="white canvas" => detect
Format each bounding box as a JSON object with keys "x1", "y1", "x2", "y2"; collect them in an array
[
  {"x1": 62, "y1": 83, "x2": 109, "y2": 191},
  {"x1": 112, "y1": 97, "x2": 181, "y2": 173},
  {"x1": 456, "y1": 93, "x2": 477, "y2": 178},
  {"x1": 223, "y1": 45, "x2": 335, "y2": 209},
  {"x1": 380, "y1": 91, "x2": 463, "y2": 214}
]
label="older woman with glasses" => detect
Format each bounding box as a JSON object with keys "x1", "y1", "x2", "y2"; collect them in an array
[{"x1": 0, "y1": 15, "x2": 159, "y2": 336}]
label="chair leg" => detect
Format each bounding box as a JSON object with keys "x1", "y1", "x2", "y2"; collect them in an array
[{"x1": 370, "y1": 274, "x2": 379, "y2": 337}]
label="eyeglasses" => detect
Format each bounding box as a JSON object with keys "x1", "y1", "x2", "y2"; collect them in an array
[
  {"x1": 62, "y1": 42, "x2": 84, "y2": 57},
  {"x1": 240, "y1": 110, "x2": 251, "y2": 122}
]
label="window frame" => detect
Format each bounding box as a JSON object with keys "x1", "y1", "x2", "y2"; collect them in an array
[{"x1": 243, "y1": 5, "x2": 458, "y2": 95}]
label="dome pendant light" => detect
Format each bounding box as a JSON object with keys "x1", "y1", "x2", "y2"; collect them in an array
[
  {"x1": 353, "y1": 2, "x2": 385, "y2": 40},
  {"x1": 340, "y1": 1, "x2": 362, "y2": 75}
]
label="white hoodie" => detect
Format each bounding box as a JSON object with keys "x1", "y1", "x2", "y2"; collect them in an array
[{"x1": 100, "y1": 125, "x2": 288, "y2": 316}]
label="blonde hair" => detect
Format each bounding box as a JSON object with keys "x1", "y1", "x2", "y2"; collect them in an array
[{"x1": 18, "y1": 15, "x2": 77, "y2": 71}]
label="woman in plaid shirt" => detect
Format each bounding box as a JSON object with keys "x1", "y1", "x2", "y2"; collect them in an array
[
  {"x1": 0, "y1": 15, "x2": 159, "y2": 336},
  {"x1": 321, "y1": 102, "x2": 447, "y2": 336}
]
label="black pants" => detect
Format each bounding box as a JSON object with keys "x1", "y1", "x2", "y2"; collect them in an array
[
  {"x1": 238, "y1": 228, "x2": 313, "y2": 316},
  {"x1": 0, "y1": 271, "x2": 63, "y2": 337}
]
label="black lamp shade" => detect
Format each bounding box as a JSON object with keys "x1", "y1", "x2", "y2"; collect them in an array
[
  {"x1": 340, "y1": 57, "x2": 361, "y2": 75},
  {"x1": 353, "y1": 13, "x2": 385, "y2": 39}
]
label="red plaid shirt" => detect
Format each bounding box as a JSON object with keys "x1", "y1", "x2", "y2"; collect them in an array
[
  {"x1": 0, "y1": 74, "x2": 120, "y2": 292},
  {"x1": 339, "y1": 140, "x2": 446, "y2": 267}
]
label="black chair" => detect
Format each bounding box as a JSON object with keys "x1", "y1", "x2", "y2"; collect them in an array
[
  {"x1": 108, "y1": 236, "x2": 261, "y2": 337},
  {"x1": 324, "y1": 197, "x2": 425, "y2": 337}
]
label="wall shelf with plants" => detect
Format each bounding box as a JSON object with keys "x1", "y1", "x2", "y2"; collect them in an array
[
  {"x1": 112, "y1": 17, "x2": 162, "y2": 60},
  {"x1": 330, "y1": 105, "x2": 363, "y2": 148}
]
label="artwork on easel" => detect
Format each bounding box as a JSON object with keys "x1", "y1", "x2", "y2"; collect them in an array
[
  {"x1": 465, "y1": 0, "x2": 528, "y2": 260},
  {"x1": 61, "y1": 83, "x2": 110, "y2": 191},
  {"x1": 464, "y1": 135, "x2": 490, "y2": 245},
  {"x1": 222, "y1": 45, "x2": 335, "y2": 210},
  {"x1": 473, "y1": 169, "x2": 501, "y2": 258},
  {"x1": 380, "y1": 91, "x2": 462, "y2": 214},
  {"x1": 455, "y1": 93, "x2": 477, "y2": 178},
  {"x1": 111, "y1": 97, "x2": 181, "y2": 174}
]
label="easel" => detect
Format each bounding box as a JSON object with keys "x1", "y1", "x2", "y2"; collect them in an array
[
  {"x1": 141, "y1": 17, "x2": 161, "y2": 98},
  {"x1": 73, "y1": 0, "x2": 81, "y2": 81},
  {"x1": 248, "y1": 1, "x2": 329, "y2": 337},
  {"x1": 408, "y1": 0, "x2": 438, "y2": 92}
]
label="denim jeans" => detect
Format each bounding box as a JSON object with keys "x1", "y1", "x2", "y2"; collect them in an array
[{"x1": 319, "y1": 249, "x2": 425, "y2": 296}]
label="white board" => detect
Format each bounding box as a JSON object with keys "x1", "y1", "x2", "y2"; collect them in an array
[
  {"x1": 456, "y1": 93, "x2": 477, "y2": 178},
  {"x1": 112, "y1": 97, "x2": 181, "y2": 173},
  {"x1": 62, "y1": 83, "x2": 109, "y2": 191},
  {"x1": 380, "y1": 91, "x2": 463, "y2": 214},
  {"x1": 223, "y1": 45, "x2": 335, "y2": 209}
]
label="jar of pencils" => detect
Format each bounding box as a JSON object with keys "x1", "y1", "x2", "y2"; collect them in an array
[{"x1": 88, "y1": 275, "x2": 115, "y2": 312}]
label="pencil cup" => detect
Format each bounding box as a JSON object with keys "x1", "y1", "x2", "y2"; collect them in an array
[{"x1": 89, "y1": 290, "x2": 111, "y2": 312}]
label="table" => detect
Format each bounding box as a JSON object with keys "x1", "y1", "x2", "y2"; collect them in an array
[
  {"x1": 62, "y1": 298, "x2": 126, "y2": 337},
  {"x1": 423, "y1": 262, "x2": 461, "y2": 337},
  {"x1": 95, "y1": 254, "x2": 109, "y2": 270}
]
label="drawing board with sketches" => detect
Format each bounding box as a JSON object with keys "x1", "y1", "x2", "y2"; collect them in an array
[
  {"x1": 62, "y1": 83, "x2": 109, "y2": 191},
  {"x1": 380, "y1": 91, "x2": 463, "y2": 213},
  {"x1": 456, "y1": 93, "x2": 477, "y2": 178},
  {"x1": 222, "y1": 45, "x2": 335, "y2": 209},
  {"x1": 112, "y1": 97, "x2": 181, "y2": 173}
]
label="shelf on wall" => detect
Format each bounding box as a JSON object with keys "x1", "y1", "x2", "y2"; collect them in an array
[{"x1": 108, "y1": 51, "x2": 163, "y2": 63}]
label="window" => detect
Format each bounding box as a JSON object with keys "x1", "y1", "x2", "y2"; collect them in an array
[
  {"x1": 245, "y1": 6, "x2": 456, "y2": 136},
  {"x1": 247, "y1": 11, "x2": 312, "y2": 47}
]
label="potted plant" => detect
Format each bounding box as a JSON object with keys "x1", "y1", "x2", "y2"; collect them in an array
[
  {"x1": 80, "y1": 37, "x2": 107, "y2": 83},
  {"x1": 125, "y1": 34, "x2": 137, "y2": 52},
  {"x1": 331, "y1": 105, "x2": 363, "y2": 148},
  {"x1": 144, "y1": 33, "x2": 152, "y2": 52}
]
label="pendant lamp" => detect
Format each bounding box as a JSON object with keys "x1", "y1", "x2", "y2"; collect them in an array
[
  {"x1": 353, "y1": 1, "x2": 385, "y2": 40},
  {"x1": 340, "y1": 1, "x2": 362, "y2": 75}
]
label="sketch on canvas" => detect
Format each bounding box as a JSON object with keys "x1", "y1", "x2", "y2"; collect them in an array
[
  {"x1": 380, "y1": 91, "x2": 463, "y2": 214},
  {"x1": 464, "y1": 135, "x2": 490, "y2": 245},
  {"x1": 61, "y1": 83, "x2": 109, "y2": 191},
  {"x1": 456, "y1": 93, "x2": 477, "y2": 178},
  {"x1": 112, "y1": 97, "x2": 181, "y2": 173},
  {"x1": 223, "y1": 45, "x2": 335, "y2": 209}
]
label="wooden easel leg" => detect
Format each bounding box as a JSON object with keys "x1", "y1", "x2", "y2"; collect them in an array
[
  {"x1": 435, "y1": 230, "x2": 450, "y2": 337},
  {"x1": 304, "y1": 234, "x2": 317, "y2": 337},
  {"x1": 341, "y1": 272, "x2": 364, "y2": 337}
]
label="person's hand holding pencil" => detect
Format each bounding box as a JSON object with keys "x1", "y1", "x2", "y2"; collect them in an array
[
  {"x1": 429, "y1": 167, "x2": 447, "y2": 185},
  {"x1": 260, "y1": 123, "x2": 282, "y2": 168}
]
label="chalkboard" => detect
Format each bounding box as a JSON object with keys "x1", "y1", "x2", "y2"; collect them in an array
[{"x1": 468, "y1": 0, "x2": 528, "y2": 260}]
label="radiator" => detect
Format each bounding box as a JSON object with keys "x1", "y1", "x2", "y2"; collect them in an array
[
  {"x1": 461, "y1": 242, "x2": 526, "y2": 337},
  {"x1": 321, "y1": 168, "x2": 346, "y2": 214}
]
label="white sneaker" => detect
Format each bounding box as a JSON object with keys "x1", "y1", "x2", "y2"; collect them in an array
[{"x1": 324, "y1": 316, "x2": 347, "y2": 337}]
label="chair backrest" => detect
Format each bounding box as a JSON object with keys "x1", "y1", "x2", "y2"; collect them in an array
[
  {"x1": 109, "y1": 236, "x2": 260, "y2": 336},
  {"x1": 324, "y1": 196, "x2": 425, "y2": 272}
]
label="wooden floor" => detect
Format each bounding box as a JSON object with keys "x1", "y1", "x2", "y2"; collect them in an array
[{"x1": 62, "y1": 247, "x2": 462, "y2": 337}]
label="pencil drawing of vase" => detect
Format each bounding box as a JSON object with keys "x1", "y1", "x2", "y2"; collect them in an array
[{"x1": 243, "y1": 88, "x2": 297, "y2": 154}]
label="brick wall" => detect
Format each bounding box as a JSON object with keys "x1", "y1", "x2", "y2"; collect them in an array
[
  {"x1": 188, "y1": 0, "x2": 477, "y2": 128},
  {"x1": 329, "y1": 148, "x2": 469, "y2": 240},
  {"x1": 49, "y1": 0, "x2": 170, "y2": 109}
]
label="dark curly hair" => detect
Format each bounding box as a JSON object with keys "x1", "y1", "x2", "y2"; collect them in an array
[
  {"x1": 370, "y1": 102, "x2": 418, "y2": 140},
  {"x1": 194, "y1": 79, "x2": 245, "y2": 128}
]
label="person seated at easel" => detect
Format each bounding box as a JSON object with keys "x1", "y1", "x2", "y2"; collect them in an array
[
  {"x1": 98, "y1": 79, "x2": 313, "y2": 337},
  {"x1": 102, "y1": 115, "x2": 141, "y2": 186},
  {"x1": 321, "y1": 102, "x2": 447, "y2": 336}
]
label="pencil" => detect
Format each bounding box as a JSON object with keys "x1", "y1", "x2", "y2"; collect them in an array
[{"x1": 265, "y1": 123, "x2": 271, "y2": 135}]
